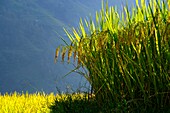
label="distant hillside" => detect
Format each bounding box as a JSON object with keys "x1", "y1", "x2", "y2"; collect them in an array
[
  {"x1": 0, "y1": 0, "x2": 104, "y2": 94},
  {"x1": 0, "y1": 0, "x2": 133, "y2": 94}
]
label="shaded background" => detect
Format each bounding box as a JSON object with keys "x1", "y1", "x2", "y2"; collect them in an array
[{"x1": 0, "y1": 0, "x2": 136, "y2": 94}]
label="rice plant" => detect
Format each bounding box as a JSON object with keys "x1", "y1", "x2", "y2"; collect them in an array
[{"x1": 55, "y1": 0, "x2": 170, "y2": 112}]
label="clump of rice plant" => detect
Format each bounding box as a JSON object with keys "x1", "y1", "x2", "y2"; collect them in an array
[{"x1": 55, "y1": 0, "x2": 170, "y2": 112}]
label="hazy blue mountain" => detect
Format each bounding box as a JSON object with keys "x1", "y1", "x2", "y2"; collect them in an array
[
  {"x1": 0, "y1": 0, "x2": 135, "y2": 94},
  {"x1": 0, "y1": 0, "x2": 101, "y2": 94}
]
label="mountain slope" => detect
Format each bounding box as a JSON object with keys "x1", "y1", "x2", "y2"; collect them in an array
[
  {"x1": 0, "y1": 0, "x2": 94, "y2": 94},
  {"x1": 0, "y1": 0, "x2": 135, "y2": 94}
]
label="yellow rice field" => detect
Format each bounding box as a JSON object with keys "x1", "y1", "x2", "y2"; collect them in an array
[{"x1": 0, "y1": 92, "x2": 56, "y2": 113}]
